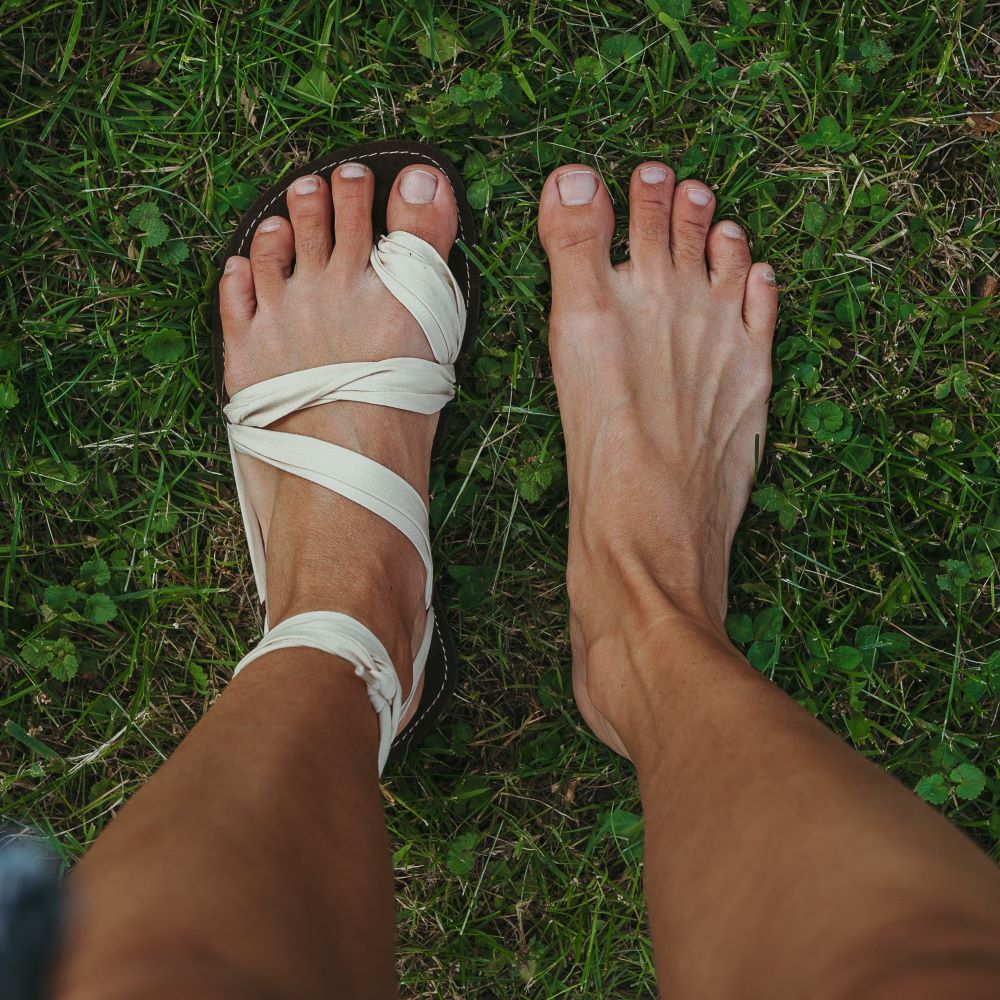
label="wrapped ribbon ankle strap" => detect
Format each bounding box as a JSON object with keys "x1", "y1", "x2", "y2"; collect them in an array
[{"x1": 232, "y1": 611, "x2": 403, "y2": 774}]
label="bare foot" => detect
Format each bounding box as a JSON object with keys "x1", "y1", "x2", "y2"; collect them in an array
[
  {"x1": 218, "y1": 163, "x2": 458, "y2": 723},
  {"x1": 538, "y1": 163, "x2": 778, "y2": 758}
]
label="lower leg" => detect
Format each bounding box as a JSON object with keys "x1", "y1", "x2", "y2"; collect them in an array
[
  {"x1": 537, "y1": 161, "x2": 1000, "y2": 999},
  {"x1": 622, "y1": 610, "x2": 1000, "y2": 1000},
  {"x1": 54, "y1": 652, "x2": 397, "y2": 1000},
  {"x1": 54, "y1": 162, "x2": 465, "y2": 998}
]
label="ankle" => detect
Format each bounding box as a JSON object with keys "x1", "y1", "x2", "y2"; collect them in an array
[
  {"x1": 567, "y1": 538, "x2": 730, "y2": 648},
  {"x1": 581, "y1": 610, "x2": 750, "y2": 766},
  {"x1": 570, "y1": 549, "x2": 752, "y2": 758}
]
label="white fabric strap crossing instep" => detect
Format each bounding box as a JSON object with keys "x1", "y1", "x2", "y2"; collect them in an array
[{"x1": 227, "y1": 230, "x2": 466, "y2": 775}]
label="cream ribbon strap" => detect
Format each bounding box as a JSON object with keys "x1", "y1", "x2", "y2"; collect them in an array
[{"x1": 226, "y1": 230, "x2": 465, "y2": 775}]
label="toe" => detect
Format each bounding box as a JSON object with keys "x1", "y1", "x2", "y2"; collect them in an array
[
  {"x1": 219, "y1": 255, "x2": 256, "y2": 334},
  {"x1": 743, "y1": 262, "x2": 779, "y2": 344},
  {"x1": 331, "y1": 161, "x2": 375, "y2": 271},
  {"x1": 628, "y1": 162, "x2": 675, "y2": 273},
  {"x1": 670, "y1": 180, "x2": 715, "y2": 272},
  {"x1": 538, "y1": 165, "x2": 615, "y2": 298},
  {"x1": 286, "y1": 174, "x2": 332, "y2": 272},
  {"x1": 707, "y1": 220, "x2": 753, "y2": 299},
  {"x1": 249, "y1": 216, "x2": 293, "y2": 299},
  {"x1": 385, "y1": 164, "x2": 457, "y2": 260}
]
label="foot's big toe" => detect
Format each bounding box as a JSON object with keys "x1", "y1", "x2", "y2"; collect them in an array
[
  {"x1": 538, "y1": 165, "x2": 615, "y2": 270},
  {"x1": 538, "y1": 164, "x2": 615, "y2": 313},
  {"x1": 385, "y1": 164, "x2": 457, "y2": 260}
]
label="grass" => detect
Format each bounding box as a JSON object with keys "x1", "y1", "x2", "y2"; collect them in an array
[{"x1": 1, "y1": 0, "x2": 999, "y2": 995}]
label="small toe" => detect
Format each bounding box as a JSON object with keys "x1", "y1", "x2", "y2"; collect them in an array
[
  {"x1": 286, "y1": 174, "x2": 332, "y2": 272},
  {"x1": 743, "y1": 262, "x2": 779, "y2": 344},
  {"x1": 219, "y1": 255, "x2": 256, "y2": 334},
  {"x1": 249, "y1": 216, "x2": 293, "y2": 299},
  {"x1": 331, "y1": 161, "x2": 375, "y2": 271},
  {"x1": 707, "y1": 220, "x2": 753, "y2": 298},
  {"x1": 538, "y1": 165, "x2": 616, "y2": 300},
  {"x1": 628, "y1": 162, "x2": 675, "y2": 273},
  {"x1": 385, "y1": 164, "x2": 457, "y2": 260},
  {"x1": 670, "y1": 180, "x2": 715, "y2": 272}
]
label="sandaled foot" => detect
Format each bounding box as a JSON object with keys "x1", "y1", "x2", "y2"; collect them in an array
[
  {"x1": 218, "y1": 163, "x2": 458, "y2": 726},
  {"x1": 538, "y1": 163, "x2": 778, "y2": 757}
]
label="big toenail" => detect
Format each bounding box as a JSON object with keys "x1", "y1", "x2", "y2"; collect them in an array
[
  {"x1": 639, "y1": 165, "x2": 668, "y2": 184},
  {"x1": 557, "y1": 169, "x2": 599, "y2": 206},
  {"x1": 400, "y1": 169, "x2": 438, "y2": 204},
  {"x1": 223, "y1": 257, "x2": 239, "y2": 274},
  {"x1": 721, "y1": 221, "x2": 743, "y2": 239},
  {"x1": 258, "y1": 217, "x2": 283, "y2": 233},
  {"x1": 293, "y1": 176, "x2": 320, "y2": 194},
  {"x1": 340, "y1": 162, "x2": 367, "y2": 178},
  {"x1": 686, "y1": 186, "x2": 713, "y2": 206}
]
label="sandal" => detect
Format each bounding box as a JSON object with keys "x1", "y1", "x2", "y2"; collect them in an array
[{"x1": 212, "y1": 140, "x2": 480, "y2": 773}]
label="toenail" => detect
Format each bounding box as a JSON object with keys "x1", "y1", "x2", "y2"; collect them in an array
[
  {"x1": 557, "y1": 169, "x2": 599, "y2": 206},
  {"x1": 762, "y1": 268, "x2": 777, "y2": 285},
  {"x1": 340, "y1": 162, "x2": 367, "y2": 179},
  {"x1": 686, "y1": 186, "x2": 713, "y2": 206},
  {"x1": 721, "y1": 221, "x2": 743, "y2": 239},
  {"x1": 293, "y1": 175, "x2": 320, "y2": 195},
  {"x1": 639, "y1": 165, "x2": 668, "y2": 184},
  {"x1": 258, "y1": 217, "x2": 283, "y2": 233},
  {"x1": 400, "y1": 169, "x2": 438, "y2": 204},
  {"x1": 223, "y1": 257, "x2": 239, "y2": 274}
]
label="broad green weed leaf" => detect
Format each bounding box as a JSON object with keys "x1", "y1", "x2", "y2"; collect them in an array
[
  {"x1": 158, "y1": 240, "x2": 189, "y2": 265},
  {"x1": 128, "y1": 203, "x2": 169, "y2": 248},
  {"x1": 599, "y1": 34, "x2": 643, "y2": 65},
  {"x1": 829, "y1": 646, "x2": 863, "y2": 671},
  {"x1": 416, "y1": 28, "x2": 462, "y2": 63},
  {"x1": 937, "y1": 559, "x2": 971, "y2": 595},
  {"x1": 725, "y1": 612, "x2": 754, "y2": 644},
  {"x1": 596, "y1": 807, "x2": 644, "y2": 864},
  {"x1": 80, "y1": 556, "x2": 111, "y2": 587},
  {"x1": 467, "y1": 178, "x2": 491, "y2": 210},
  {"x1": 290, "y1": 65, "x2": 337, "y2": 105},
  {"x1": 747, "y1": 640, "x2": 776, "y2": 670},
  {"x1": 688, "y1": 40, "x2": 717, "y2": 73},
  {"x1": 754, "y1": 606, "x2": 782, "y2": 641},
  {"x1": 84, "y1": 593, "x2": 117, "y2": 624},
  {"x1": 798, "y1": 116, "x2": 856, "y2": 153},
  {"x1": 21, "y1": 635, "x2": 79, "y2": 681},
  {"x1": 915, "y1": 773, "x2": 949, "y2": 805},
  {"x1": 446, "y1": 832, "x2": 479, "y2": 876},
  {"x1": 141, "y1": 330, "x2": 186, "y2": 364},
  {"x1": 802, "y1": 200, "x2": 827, "y2": 236},
  {"x1": 727, "y1": 0, "x2": 750, "y2": 26},
  {"x1": 840, "y1": 434, "x2": 875, "y2": 474},
  {"x1": 801, "y1": 400, "x2": 853, "y2": 444},
  {"x1": 950, "y1": 764, "x2": 986, "y2": 801},
  {"x1": 43, "y1": 585, "x2": 80, "y2": 612}
]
